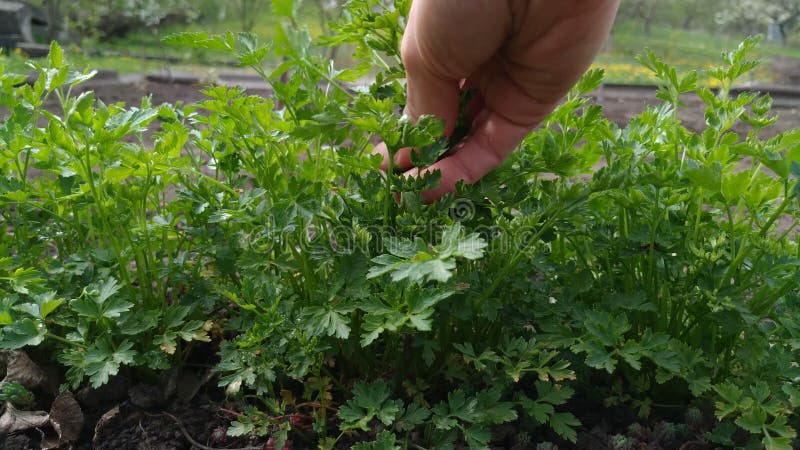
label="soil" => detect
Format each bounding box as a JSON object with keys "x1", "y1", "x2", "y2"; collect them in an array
[
  {"x1": 2, "y1": 75, "x2": 797, "y2": 449},
  {"x1": 593, "y1": 84, "x2": 800, "y2": 138},
  {"x1": 83, "y1": 77, "x2": 800, "y2": 137}
]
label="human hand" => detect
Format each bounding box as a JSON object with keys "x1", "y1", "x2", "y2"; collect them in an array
[{"x1": 375, "y1": 0, "x2": 620, "y2": 201}]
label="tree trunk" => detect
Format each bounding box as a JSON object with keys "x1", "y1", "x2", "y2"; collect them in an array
[
  {"x1": 682, "y1": 14, "x2": 694, "y2": 30},
  {"x1": 643, "y1": 0, "x2": 657, "y2": 35},
  {"x1": 46, "y1": 0, "x2": 69, "y2": 42},
  {"x1": 778, "y1": 22, "x2": 789, "y2": 46}
]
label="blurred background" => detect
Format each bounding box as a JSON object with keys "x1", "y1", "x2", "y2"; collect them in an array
[{"x1": 1, "y1": 0, "x2": 799, "y2": 86}]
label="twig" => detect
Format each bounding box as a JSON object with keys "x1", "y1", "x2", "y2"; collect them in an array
[
  {"x1": 295, "y1": 401, "x2": 338, "y2": 413},
  {"x1": 219, "y1": 407, "x2": 243, "y2": 417},
  {"x1": 146, "y1": 412, "x2": 264, "y2": 450}
]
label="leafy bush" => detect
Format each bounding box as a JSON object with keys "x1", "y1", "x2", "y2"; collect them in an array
[{"x1": 1, "y1": 1, "x2": 799, "y2": 449}]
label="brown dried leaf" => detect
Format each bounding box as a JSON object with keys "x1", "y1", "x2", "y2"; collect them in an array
[
  {"x1": 2, "y1": 351, "x2": 47, "y2": 389},
  {"x1": 93, "y1": 405, "x2": 120, "y2": 443},
  {"x1": 41, "y1": 392, "x2": 84, "y2": 449},
  {"x1": 0, "y1": 402, "x2": 49, "y2": 434}
]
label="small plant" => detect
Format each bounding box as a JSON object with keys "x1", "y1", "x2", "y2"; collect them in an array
[
  {"x1": 0, "y1": 42, "x2": 212, "y2": 389},
  {"x1": 1, "y1": 1, "x2": 798, "y2": 449}
]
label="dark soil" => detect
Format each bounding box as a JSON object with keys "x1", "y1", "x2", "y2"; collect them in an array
[
  {"x1": 593, "y1": 84, "x2": 800, "y2": 138},
  {"x1": 77, "y1": 78, "x2": 211, "y2": 108},
  {"x1": 59, "y1": 75, "x2": 800, "y2": 138}
]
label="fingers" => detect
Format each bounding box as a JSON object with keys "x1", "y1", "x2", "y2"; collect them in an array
[
  {"x1": 401, "y1": 0, "x2": 509, "y2": 127},
  {"x1": 377, "y1": 70, "x2": 459, "y2": 171},
  {"x1": 376, "y1": 0, "x2": 511, "y2": 171},
  {"x1": 375, "y1": 84, "x2": 484, "y2": 172},
  {"x1": 377, "y1": 0, "x2": 620, "y2": 201},
  {"x1": 410, "y1": 110, "x2": 533, "y2": 202}
]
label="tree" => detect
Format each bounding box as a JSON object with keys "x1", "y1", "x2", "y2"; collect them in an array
[
  {"x1": 671, "y1": 0, "x2": 720, "y2": 29},
  {"x1": 232, "y1": 0, "x2": 269, "y2": 33},
  {"x1": 620, "y1": 0, "x2": 659, "y2": 34},
  {"x1": 767, "y1": 0, "x2": 800, "y2": 44},
  {"x1": 29, "y1": 0, "x2": 198, "y2": 42},
  {"x1": 717, "y1": 0, "x2": 800, "y2": 44}
]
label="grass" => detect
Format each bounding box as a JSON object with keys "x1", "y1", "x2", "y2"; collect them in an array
[
  {"x1": 597, "y1": 20, "x2": 800, "y2": 84},
  {"x1": 3, "y1": 4, "x2": 329, "y2": 78},
  {"x1": 4, "y1": 14, "x2": 800, "y2": 86}
]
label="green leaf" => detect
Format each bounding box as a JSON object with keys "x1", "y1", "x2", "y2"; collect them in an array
[
  {"x1": 71, "y1": 278, "x2": 132, "y2": 321},
  {"x1": 735, "y1": 408, "x2": 767, "y2": 434},
  {"x1": 85, "y1": 339, "x2": 136, "y2": 388},
  {"x1": 104, "y1": 167, "x2": 135, "y2": 183},
  {"x1": 374, "y1": 431, "x2": 400, "y2": 450},
  {"x1": 782, "y1": 385, "x2": 800, "y2": 409},
  {"x1": 574, "y1": 68, "x2": 605, "y2": 95},
  {"x1": 227, "y1": 419, "x2": 254, "y2": 437},
  {"x1": 48, "y1": 41, "x2": 63, "y2": 68},
  {"x1": 302, "y1": 305, "x2": 351, "y2": 339},
  {"x1": 162, "y1": 32, "x2": 231, "y2": 51},
  {"x1": 117, "y1": 309, "x2": 160, "y2": 335},
  {"x1": 0, "y1": 381, "x2": 35, "y2": 405},
  {"x1": 476, "y1": 387, "x2": 517, "y2": 424},
  {"x1": 705, "y1": 421, "x2": 736, "y2": 446},
  {"x1": 601, "y1": 291, "x2": 657, "y2": 312},
  {"x1": 409, "y1": 137, "x2": 448, "y2": 168},
  {"x1": 272, "y1": 0, "x2": 295, "y2": 17},
  {"x1": 688, "y1": 377, "x2": 712, "y2": 397},
  {"x1": 791, "y1": 161, "x2": 800, "y2": 179},
  {"x1": 519, "y1": 395, "x2": 554, "y2": 424},
  {"x1": 583, "y1": 310, "x2": 629, "y2": 347},
  {"x1": 35, "y1": 291, "x2": 63, "y2": 319},
  {"x1": 0, "y1": 318, "x2": 46, "y2": 349},
  {"x1": 162, "y1": 306, "x2": 191, "y2": 329},
  {"x1": 535, "y1": 381, "x2": 574, "y2": 406},
  {"x1": 368, "y1": 226, "x2": 486, "y2": 284},
  {"x1": 721, "y1": 170, "x2": 751, "y2": 203},
  {"x1": 406, "y1": 289, "x2": 452, "y2": 332},
  {"x1": 353, "y1": 431, "x2": 401, "y2": 450},
  {"x1": 574, "y1": 340, "x2": 616, "y2": 373},
  {"x1": 338, "y1": 381, "x2": 400, "y2": 431},
  {"x1": 763, "y1": 435, "x2": 794, "y2": 450},
  {"x1": 8, "y1": 268, "x2": 44, "y2": 295},
  {"x1": 464, "y1": 425, "x2": 491, "y2": 450},
  {"x1": 549, "y1": 412, "x2": 580, "y2": 443},
  {"x1": 396, "y1": 403, "x2": 431, "y2": 432}
]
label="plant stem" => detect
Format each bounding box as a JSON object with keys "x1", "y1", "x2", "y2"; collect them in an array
[{"x1": 47, "y1": 333, "x2": 86, "y2": 348}]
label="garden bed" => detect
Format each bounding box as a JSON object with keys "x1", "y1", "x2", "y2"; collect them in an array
[{"x1": 1, "y1": 7, "x2": 798, "y2": 450}]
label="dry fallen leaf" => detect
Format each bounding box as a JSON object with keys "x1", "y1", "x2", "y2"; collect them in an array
[
  {"x1": 0, "y1": 402, "x2": 49, "y2": 434},
  {"x1": 41, "y1": 392, "x2": 84, "y2": 449},
  {"x1": 2, "y1": 351, "x2": 47, "y2": 390},
  {"x1": 93, "y1": 405, "x2": 120, "y2": 444}
]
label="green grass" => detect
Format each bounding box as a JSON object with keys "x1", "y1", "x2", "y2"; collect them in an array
[
  {"x1": 6, "y1": 14, "x2": 800, "y2": 85},
  {"x1": 597, "y1": 20, "x2": 800, "y2": 84},
  {"x1": 83, "y1": 3, "x2": 329, "y2": 66},
  {"x1": 6, "y1": 4, "x2": 329, "y2": 77}
]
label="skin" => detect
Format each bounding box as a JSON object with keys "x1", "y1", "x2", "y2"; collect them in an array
[{"x1": 375, "y1": 0, "x2": 621, "y2": 201}]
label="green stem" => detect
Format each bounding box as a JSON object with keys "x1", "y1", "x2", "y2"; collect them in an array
[
  {"x1": 82, "y1": 144, "x2": 135, "y2": 295},
  {"x1": 759, "y1": 196, "x2": 791, "y2": 239},
  {"x1": 47, "y1": 333, "x2": 86, "y2": 349},
  {"x1": 475, "y1": 198, "x2": 586, "y2": 309},
  {"x1": 370, "y1": 49, "x2": 392, "y2": 71},
  {"x1": 384, "y1": 146, "x2": 396, "y2": 227}
]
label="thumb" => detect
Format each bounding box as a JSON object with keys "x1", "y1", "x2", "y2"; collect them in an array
[
  {"x1": 377, "y1": 22, "x2": 460, "y2": 170},
  {"x1": 377, "y1": 0, "x2": 510, "y2": 170}
]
